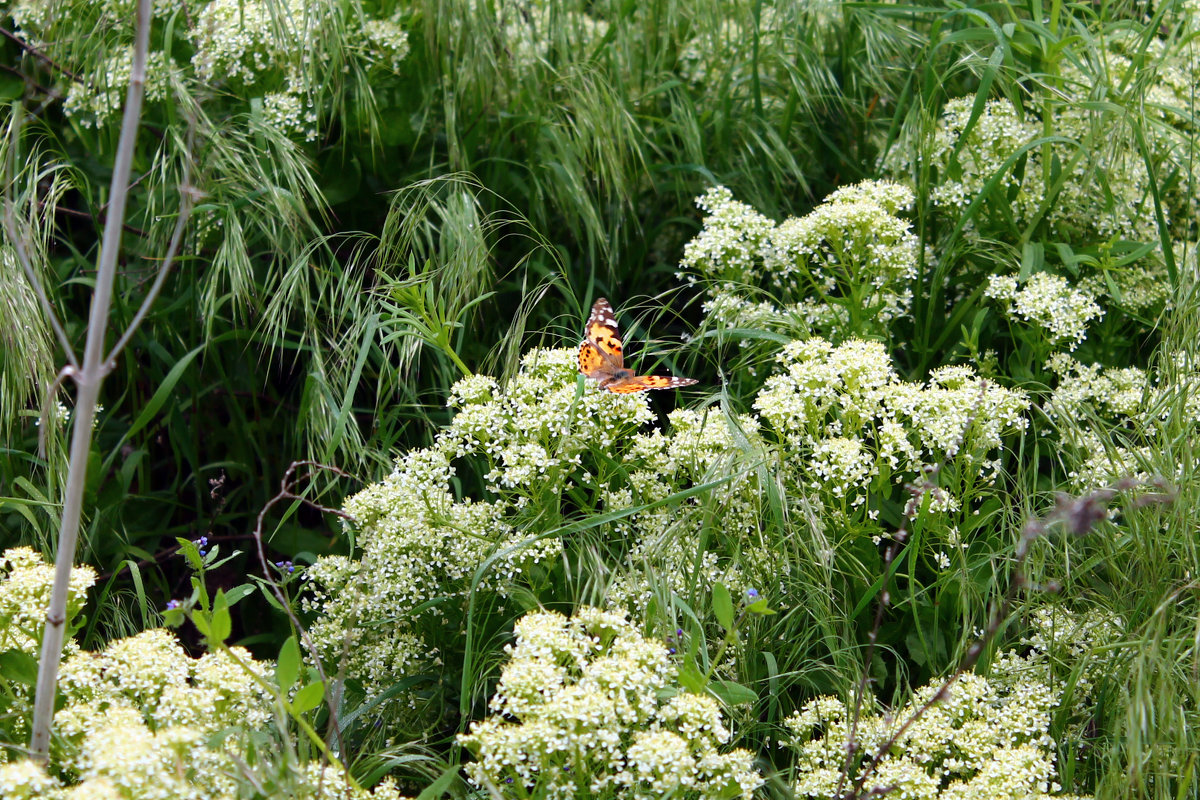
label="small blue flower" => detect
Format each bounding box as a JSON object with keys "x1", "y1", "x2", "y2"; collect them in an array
[
  {"x1": 745, "y1": 588, "x2": 760, "y2": 600},
  {"x1": 166, "y1": 599, "x2": 181, "y2": 610},
  {"x1": 668, "y1": 647, "x2": 676, "y2": 655}
]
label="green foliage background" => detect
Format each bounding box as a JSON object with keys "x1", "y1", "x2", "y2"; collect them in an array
[{"x1": 1, "y1": 0, "x2": 1199, "y2": 797}]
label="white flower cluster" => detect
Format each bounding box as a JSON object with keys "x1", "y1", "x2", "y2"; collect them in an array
[
  {"x1": 1044, "y1": 355, "x2": 1149, "y2": 427},
  {"x1": 0, "y1": 756, "x2": 410, "y2": 800},
  {"x1": 913, "y1": 95, "x2": 1163, "y2": 244},
  {"x1": 985, "y1": 273, "x2": 1104, "y2": 351},
  {"x1": 785, "y1": 662, "x2": 1090, "y2": 799},
  {"x1": 680, "y1": 182, "x2": 918, "y2": 342},
  {"x1": 680, "y1": 186, "x2": 777, "y2": 283},
  {"x1": 303, "y1": 348, "x2": 664, "y2": 713},
  {"x1": 458, "y1": 607, "x2": 762, "y2": 800},
  {"x1": 20, "y1": 0, "x2": 412, "y2": 139},
  {"x1": 0, "y1": 548, "x2": 406, "y2": 799},
  {"x1": 190, "y1": 0, "x2": 327, "y2": 84},
  {"x1": 361, "y1": 15, "x2": 412, "y2": 74},
  {"x1": 753, "y1": 338, "x2": 1029, "y2": 511}
]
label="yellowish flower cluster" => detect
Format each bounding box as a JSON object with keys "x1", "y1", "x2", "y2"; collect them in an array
[
  {"x1": 62, "y1": 50, "x2": 177, "y2": 128},
  {"x1": 917, "y1": 95, "x2": 1162, "y2": 243},
  {"x1": 785, "y1": 662, "x2": 1090, "y2": 800},
  {"x1": 677, "y1": 6, "x2": 787, "y2": 108},
  {"x1": 602, "y1": 408, "x2": 763, "y2": 611},
  {"x1": 990, "y1": 605, "x2": 1124, "y2": 731},
  {"x1": 0, "y1": 548, "x2": 405, "y2": 799},
  {"x1": 1041, "y1": 353, "x2": 1200, "y2": 489},
  {"x1": 491, "y1": 0, "x2": 610, "y2": 70},
  {"x1": 458, "y1": 607, "x2": 762, "y2": 800},
  {"x1": 1, "y1": 547, "x2": 95, "y2": 657},
  {"x1": 985, "y1": 273, "x2": 1104, "y2": 351}
]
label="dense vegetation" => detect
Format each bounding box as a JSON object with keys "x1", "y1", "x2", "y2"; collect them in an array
[{"x1": 1, "y1": 0, "x2": 1198, "y2": 797}]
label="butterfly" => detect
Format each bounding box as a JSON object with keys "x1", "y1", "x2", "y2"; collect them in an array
[{"x1": 578, "y1": 298, "x2": 698, "y2": 393}]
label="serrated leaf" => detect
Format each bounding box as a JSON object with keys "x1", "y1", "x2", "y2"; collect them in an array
[
  {"x1": 291, "y1": 681, "x2": 326, "y2": 714},
  {"x1": 712, "y1": 583, "x2": 734, "y2": 631}
]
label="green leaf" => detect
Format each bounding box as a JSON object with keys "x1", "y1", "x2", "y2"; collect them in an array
[
  {"x1": 0, "y1": 649, "x2": 39, "y2": 685},
  {"x1": 415, "y1": 763, "x2": 461, "y2": 800},
  {"x1": 709, "y1": 680, "x2": 758, "y2": 706},
  {"x1": 677, "y1": 662, "x2": 707, "y2": 693},
  {"x1": 191, "y1": 613, "x2": 212, "y2": 639},
  {"x1": 712, "y1": 583, "x2": 734, "y2": 631},
  {"x1": 209, "y1": 591, "x2": 232, "y2": 645},
  {"x1": 744, "y1": 598, "x2": 776, "y2": 616},
  {"x1": 222, "y1": 583, "x2": 256, "y2": 606},
  {"x1": 175, "y1": 537, "x2": 205, "y2": 572},
  {"x1": 291, "y1": 681, "x2": 326, "y2": 714},
  {"x1": 276, "y1": 636, "x2": 300, "y2": 691}
]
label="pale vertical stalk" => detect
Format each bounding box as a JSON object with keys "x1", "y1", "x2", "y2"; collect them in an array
[{"x1": 28, "y1": 0, "x2": 153, "y2": 761}]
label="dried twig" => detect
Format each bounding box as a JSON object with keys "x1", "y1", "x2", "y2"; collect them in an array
[{"x1": 251, "y1": 460, "x2": 357, "y2": 759}]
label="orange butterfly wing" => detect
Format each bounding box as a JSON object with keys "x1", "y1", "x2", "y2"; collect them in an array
[
  {"x1": 578, "y1": 341, "x2": 608, "y2": 379},
  {"x1": 605, "y1": 375, "x2": 699, "y2": 394},
  {"x1": 585, "y1": 298, "x2": 626, "y2": 365},
  {"x1": 579, "y1": 297, "x2": 698, "y2": 392}
]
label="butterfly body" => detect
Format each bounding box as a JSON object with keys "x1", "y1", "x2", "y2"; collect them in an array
[{"x1": 578, "y1": 298, "x2": 697, "y2": 393}]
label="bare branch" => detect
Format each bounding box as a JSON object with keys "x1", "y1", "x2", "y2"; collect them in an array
[
  {"x1": 0, "y1": 27, "x2": 88, "y2": 83},
  {"x1": 28, "y1": 0, "x2": 154, "y2": 762}
]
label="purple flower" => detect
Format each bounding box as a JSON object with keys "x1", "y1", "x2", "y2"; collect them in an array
[{"x1": 166, "y1": 599, "x2": 181, "y2": 610}]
